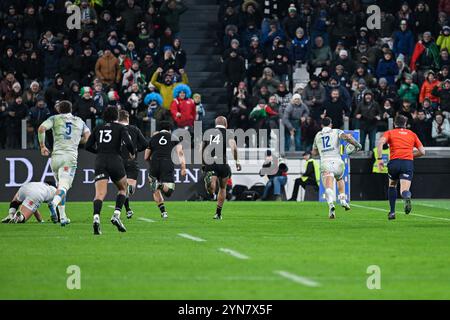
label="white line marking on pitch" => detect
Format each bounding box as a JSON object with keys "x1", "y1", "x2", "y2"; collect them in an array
[
  {"x1": 218, "y1": 248, "x2": 249, "y2": 260},
  {"x1": 178, "y1": 233, "x2": 206, "y2": 242},
  {"x1": 352, "y1": 204, "x2": 450, "y2": 222},
  {"x1": 274, "y1": 270, "x2": 321, "y2": 287},
  {"x1": 138, "y1": 217, "x2": 155, "y2": 223},
  {"x1": 416, "y1": 203, "x2": 450, "y2": 211}
]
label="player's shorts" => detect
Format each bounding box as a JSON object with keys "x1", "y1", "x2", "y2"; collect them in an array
[
  {"x1": 95, "y1": 154, "x2": 126, "y2": 183},
  {"x1": 123, "y1": 159, "x2": 139, "y2": 181},
  {"x1": 387, "y1": 159, "x2": 414, "y2": 181},
  {"x1": 149, "y1": 159, "x2": 175, "y2": 183},
  {"x1": 17, "y1": 185, "x2": 41, "y2": 213},
  {"x1": 320, "y1": 158, "x2": 345, "y2": 181},
  {"x1": 51, "y1": 155, "x2": 77, "y2": 190},
  {"x1": 204, "y1": 163, "x2": 232, "y2": 179}
]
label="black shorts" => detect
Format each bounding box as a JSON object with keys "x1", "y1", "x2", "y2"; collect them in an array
[
  {"x1": 387, "y1": 159, "x2": 414, "y2": 181},
  {"x1": 123, "y1": 159, "x2": 139, "y2": 181},
  {"x1": 149, "y1": 160, "x2": 175, "y2": 183},
  {"x1": 95, "y1": 154, "x2": 126, "y2": 183},
  {"x1": 204, "y1": 164, "x2": 232, "y2": 179}
]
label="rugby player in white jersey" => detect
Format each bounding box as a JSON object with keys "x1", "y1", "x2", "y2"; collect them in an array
[
  {"x1": 2, "y1": 182, "x2": 57, "y2": 223},
  {"x1": 312, "y1": 117, "x2": 362, "y2": 219},
  {"x1": 38, "y1": 101, "x2": 91, "y2": 226}
]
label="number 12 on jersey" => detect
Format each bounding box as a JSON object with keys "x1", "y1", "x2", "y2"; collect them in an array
[{"x1": 321, "y1": 136, "x2": 331, "y2": 148}]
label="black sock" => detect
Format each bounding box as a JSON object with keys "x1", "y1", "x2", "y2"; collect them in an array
[
  {"x1": 388, "y1": 187, "x2": 397, "y2": 213},
  {"x1": 124, "y1": 197, "x2": 131, "y2": 212},
  {"x1": 93, "y1": 199, "x2": 103, "y2": 216},
  {"x1": 9, "y1": 200, "x2": 20, "y2": 210},
  {"x1": 216, "y1": 206, "x2": 222, "y2": 216},
  {"x1": 158, "y1": 203, "x2": 166, "y2": 214},
  {"x1": 115, "y1": 194, "x2": 126, "y2": 211}
]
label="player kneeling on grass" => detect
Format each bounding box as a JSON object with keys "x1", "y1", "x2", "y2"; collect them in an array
[
  {"x1": 312, "y1": 117, "x2": 362, "y2": 219},
  {"x1": 376, "y1": 115, "x2": 425, "y2": 220},
  {"x1": 38, "y1": 100, "x2": 91, "y2": 226},
  {"x1": 2, "y1": 182, "x2": 57, "y2": 224},
  {"x1": 85, "y1": 106, "x2": 135, "y2": 235},
  {"x1": 144, "y1": 121, "x2": 186, "y2": 219}
]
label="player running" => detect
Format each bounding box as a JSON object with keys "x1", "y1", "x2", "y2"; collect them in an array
[
  {"x1": 117, "y1": 110, "x2": 148, "y2": 219},
  {"x1": 144, "y1": 121, "x2": 186, "y2": 219},
  {"x1": 312, "y1": 117, "x2": 362, "y2": 219},
  {"x1": 2, "y1": 182, "x2": 57, "y2": 224},
  {"x1": 203, "y1": 116, "x2": 241, "y2": 220},
  {"x1": 38, "y1": 100, "x2": 90, "y2": 226},
  {"x1": 376, "y1": 115, "x2": 425, "y2": 220},
  {"x1": 85, "y1": 106, "x2": 135, "y2": 235}
]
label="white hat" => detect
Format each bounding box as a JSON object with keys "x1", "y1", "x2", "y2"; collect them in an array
[
  {"x1": 292, "y1": 93, "x2": 302, "y2": 100},
  {"x1": 339, "y1": 49, "x2": 348, "y2": 57}
]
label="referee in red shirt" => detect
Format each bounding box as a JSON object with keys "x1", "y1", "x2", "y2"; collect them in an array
[{"x1": 377, "y1": 115, "x2": 426, "y2": 220}]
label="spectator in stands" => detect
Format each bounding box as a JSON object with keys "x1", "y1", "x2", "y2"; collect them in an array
[
  {"x1": 6, "y1": 95, "x2": 27, "y2": 149},
  {"x1": 282, "y1": 94, "x2": 309, "y2": 152},
  {"x1": 274, "y1": 82, "x2": 292, "y2": 115},
  {"x1": 22, "y1": 81, "x2": 43, "y2": 109},
  {"x1": 303, "y1": 75, "x2": 326, "y2": 121},
  {"x1": 253, "y1": 67, "x2": 280, "y2": 96},
  {"x1": 289, "y1": 27, "x2": 309, "y2": 67},
  {"x1": 398, "y1": 73, "x2": 420, "y2": 108},
  {"x1": 420, "y1": 70, "x2": 441, "y2": 105},
  {"x1": 414, "y1": 2, "x2": 431, "y2": 36},
  {"x1": 261, "y1": 19, "x2": 285, "y2": 47},
  {"x1": 432, "y1": 79, "x2": 450, "y2": 113},
  {"x1": 410, "y1": 31, "x2": 440, "y2": 80},
  {"x1": 222, "y1": 50, "x2": 246, "y2": 109},
  {"x1": 150, "y1": 67, "x2": 189, "y2": 110},
  {"x1": 432, "y1": 112, "x2": 450, "y2": 145},
  {"x1": 376, "y1": 50, "x2": 399, "y2": 86},
  {"x1": 308, "y1": 36, "x2": 332, "y2": 75},
  {"x1": 354, "y1": 90, "x2": 382, "y2": 150},
  {"x1": 289, "y1": 151, "x2": 318, "y2": 201},
  {"x1": 283, "y1": 5, "x2": 304, "y2": 42},
  {"x1": 95, "y1": 48, "x2": 121, "y2": 87},
  {"x1": 247, "y1": 53, "x2": 266, "y2": 90},
  {"x1": 160, "y1": 0, "x2": 188, "y2": 36},
  {"x1": 329, "y1": 1, "x2": 355, "y2": 49},
  {"x1": 74, "y1": 86, "x2": 95, "y2": 124},
  {"x1": 122, "y1": 60, "x2": 147, "y2": 92},
  {"x1": 378, "y1": 98, "x2": 396, "y2": 132},
  {"x1": 260, "y1": 151, "x2": 288, "y2": 201},
  {"x1": 229, "y1": 82, "x2": 254, "y2": 130},
  {"x1": 193, "y1": 93, "x2": 205, "y2": 122},
  {"x1": 170, "y1": 84, "x2": 196, "y2": 129},
  {"x1": 321, "y1": 88, "x2": 349, "y2": 130},
  {"x1": 393, "y1": 20, "x2": 415, "y2": 61},
  {"x1": 437, "y1": 26, "x2": 450, "y2": 53},
  {"x1": 412, "y1": 110, "x2": 433, "y2": 146},
  {"x1": 28, "y1": 96, "x2": 50, "y2": 148},
  {"x1": 117, "y1": 0, "x2": 144, "y2": 40},
  {"x1": 45, "y1": 74, "x2": 70, "y2": 112},
  {"x1": 144, "y1": 92, "x2": 174, "y2": 128}
]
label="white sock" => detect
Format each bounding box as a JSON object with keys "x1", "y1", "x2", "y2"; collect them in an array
[
  {"x1": 8, "y1": 208, "x2": 17, "y2": 216},
  {"x1": 338, "y1": 193, "x2": 347, "y2": 203},
  {"x1": 58, "y1": 205, "x2": 67, "y2": 220},
  {"x1": 113, "y1": 210, "x2": 121, "y2": 219},
  {"x1": 325, "y1": 188, "x2": 335, "y2": 207},
  {"x1": 52, "y1": 195, "x2": 62, "y2": 207},
  {"x1": 93, "y1": 214, "x2": 100, "y2": 223}
]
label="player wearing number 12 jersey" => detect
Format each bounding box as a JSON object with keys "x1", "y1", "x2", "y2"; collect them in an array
[
  {"x1": 85, "y1": 106, "x2": 135, "y2": 235},
  {"x1": 38, "y1": 101, "x2": 90, "y2": 226},
  {"x1": 312, "y1": 117, "x2": 362, "y2": 219},
  {"x1": 144, "y1": 121, "x2": 186, "y2": 219}
]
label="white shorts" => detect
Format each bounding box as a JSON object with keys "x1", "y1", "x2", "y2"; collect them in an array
[
  {"x1": 321, "y1": 158, "x2": 345, "y2": 181},
  {"x1": 17, "y1": 185, "x2": 41, "y2": 213},
  {"x1": 51, "y1": 155, "x2": 77, "y2": 190}
]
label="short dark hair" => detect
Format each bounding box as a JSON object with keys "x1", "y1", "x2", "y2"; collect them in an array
[
  {"x1": 158, "y1": 121, "x2": 173, "y2": 131},
  {"x1": 394, "y1": 115, "x2": 407, "y2": 128},
  {"x1": 118, "y1": 110, "x2": 129, "y2": 122},
  {"x1": 57, "y1": 100, "x2": 72, "y2": 114},
  {"x1": 322, "y1": 117, "x2": 332, "y2": 127},
  {"x1": 103, "y1": 106, "x2": 119, "y2": 123}
]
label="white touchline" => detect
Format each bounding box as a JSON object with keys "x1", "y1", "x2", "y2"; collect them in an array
[
  {"x1": 138, "y1": 217, "x2": 155, "y2": 223},
  {"x1": 352, "y1": 204, "x2": 450, "y2": 222},
  {"x1": 218, "y1": 248, "x2": 249, "y2": 260},
  {"x1": 274, "y1": 270, "x2": 321, "y2": 288},
  {"x1": 178, "y1": 233, "x2": 206, "y2": 242},
  {"x1": 415, "y1": 203, "x2": 450, "y2": 212}
]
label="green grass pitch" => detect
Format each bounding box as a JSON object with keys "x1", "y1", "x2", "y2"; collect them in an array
[{"x1": 1, "y1": 200, "x2": 450, "y2": 300}]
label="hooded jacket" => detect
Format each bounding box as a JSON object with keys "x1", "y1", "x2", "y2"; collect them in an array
[{"x1": 282, "y1": 102, "x2": 309, "y2": 131}]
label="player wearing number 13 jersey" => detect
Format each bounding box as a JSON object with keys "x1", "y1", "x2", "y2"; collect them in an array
[
  {"x1": 312, "y1": 117, "x2": 361, "y2": 219},
  {"x1": 144, "y1": 121, "x2": 186, "y2": 220},
  {"x1": 85, "y1": 106, "x2": 135, "y2": 235},
  {"x1": 38, "y1": 101, "x2": 90, "y2": 226}
]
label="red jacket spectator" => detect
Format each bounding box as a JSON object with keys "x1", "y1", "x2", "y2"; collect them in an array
[
  {"x1": 420, "y1": 72, "x2": 441, "y2": 104},
  {"x1": 170, "y1": 97, "x2": 196, "y2": 128}
]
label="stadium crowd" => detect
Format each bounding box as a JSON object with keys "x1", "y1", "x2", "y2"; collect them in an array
[
  {"x1": 0, "y1": 0, "x2": 207, "y2": 149},
  {"x1": 218, "y1": 0, "x2": 450, "y2": 150}
]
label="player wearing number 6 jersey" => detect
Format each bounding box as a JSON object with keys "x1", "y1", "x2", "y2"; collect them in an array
[
  {"x1": 144, "y1": 121, "x2": 186, "y2": 219},
  {"x1": 38, "y1": 101, "x2": 91, "y2": 226},
  {"x1": 376, "y1": 115, "x2": 425, "y2": 220},
  {"x1": 312, "y1": 117, "x2": 362, "y2": 219},
  {"x1": 85, "y1": 106, "x2": 135, "y2": 235}
]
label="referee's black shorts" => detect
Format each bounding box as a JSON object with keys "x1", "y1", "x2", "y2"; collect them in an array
[
  {"x1": 387, "y1": 159, "x2": 414, "y2": 181},
  {"x1": 95, "y1": 154, "x2": 126, "y2": 183}
]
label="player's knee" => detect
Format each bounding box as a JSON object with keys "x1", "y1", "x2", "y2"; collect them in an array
[
  {"x1": 127, "y1": 184, "x2": 136, "y2": 197},
  {"x1": 162, "y1": 183, "x2": 175, "y2": 197}
]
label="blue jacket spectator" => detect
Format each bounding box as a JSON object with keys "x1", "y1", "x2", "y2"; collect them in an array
[
  {"x1": 376, "y1": 51, "x2": 399, "y2": 86},
  {"x1": 289, "y1": 28, "x2": 310, "y2": 65},
  {"x1": 393, "y1": 21, "x2": 415, "y2": 59}
]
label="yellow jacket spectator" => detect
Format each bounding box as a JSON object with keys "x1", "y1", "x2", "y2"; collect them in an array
[
  {"x1": 150, "y1": 68, "x2": 189, "y2": 109},
  {"x1": 437, "y1": 26, "x2": 450, "y2": 52}
]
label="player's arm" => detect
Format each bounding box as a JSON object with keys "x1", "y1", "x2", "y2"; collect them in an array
[
  {"x1": 229, "y1": 138, "x2": 241, "y2": 171},
  {"x1": 136, "y1": 129, "x2": 149, "y2": 152},
  {"x1": 38, "y1": 117, "x2": 54, "y2": 156},
  {"x1": 85, "y1": 127, "x2": 98, "y2": 154},
  {"x1": 311, "y1": 137, "x2": 319, "y2": 157},
  {"x1": 413, "y1": 134, "x2": 426, "y2": 158},
  {"x1": 121, "y1": 127, "x2": 135, "y2": 157},
  {"x1": 79, "y1": 123, "x2": 91, "y2": 145},
  {"x1": 176, "y1": 144, "x2": 187, "y2": 177},
  {"x1": 340, "y1": 133, "x2": 362, "y2": 150},
  {"x1": 33, "y1": 209, "x2": 43, "y2": 223}
]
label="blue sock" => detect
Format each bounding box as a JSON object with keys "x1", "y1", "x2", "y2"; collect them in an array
[
  {"x1": 388, "y1": 187, "x2": 397, "y2": 213},
  {"x1": 401, "y1": 190, "x2": 411, "y2": 199}
]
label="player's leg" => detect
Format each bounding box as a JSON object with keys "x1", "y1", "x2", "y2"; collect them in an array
[
  {"x1": 323, "y1": 174, "x2": 336, "y2": 219},
  {"x1": 93, "y1": 179, "x2": 108, "y2": 235},
  {"x1": 387, "y1": 179, "x2": 398, "y2": 220},
  {"x1": 50, "y1": 157, "x2": 75, "y2": 225},
  {"x1": 125, "y1": 178, "x2": 137, "y2": 219},
  {"x1": 111, "y1": 176, "x2": 128, "y2": 232},
  {"x1": 2, "y1": 192, "x2": 21, "y2": 223},
  {"x1": 336, "y1": 179, "x2": 350, "y2": 211},
  {"x1": 153, "y1": 189, "x2": 168, "y2": 219},
  {"x1": 399, "y1": 179, "x2": 412, "y2": 214},
  {"x1": 214, "y1": 177, "x2": 228, "y2": 220},
  {"x1": 11, "y1": 198, "x2": 40, "y2": 223}
]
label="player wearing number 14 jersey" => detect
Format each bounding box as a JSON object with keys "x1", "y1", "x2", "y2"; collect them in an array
[{"x1": 38, "y1": 101, "x2": 91, "y2": 226}]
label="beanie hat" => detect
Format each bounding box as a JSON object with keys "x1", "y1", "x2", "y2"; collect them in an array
[
  {"x1": 80, "y1": 86, "x2": 93, "y2": 97},
  {"x1": 107, "y1": 90, "x2": 120, "y2": 101}
]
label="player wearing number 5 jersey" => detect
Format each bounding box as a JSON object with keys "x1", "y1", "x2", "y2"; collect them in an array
[
  {"x1": 144, "y1": 121, "x2": 186, "y2": 220},
  {"x1": 85, "y1": 106, "x2": 135, "y2": 235},
  {"x1": 312, "y1": 117, "x2": 362, "y2": 219},
  {"x1": 376, "y1": 115, "x2": 425, "y2": 220},
  {"x1": 38, "y1": 101, "x2": 91, "y2": 226}
]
